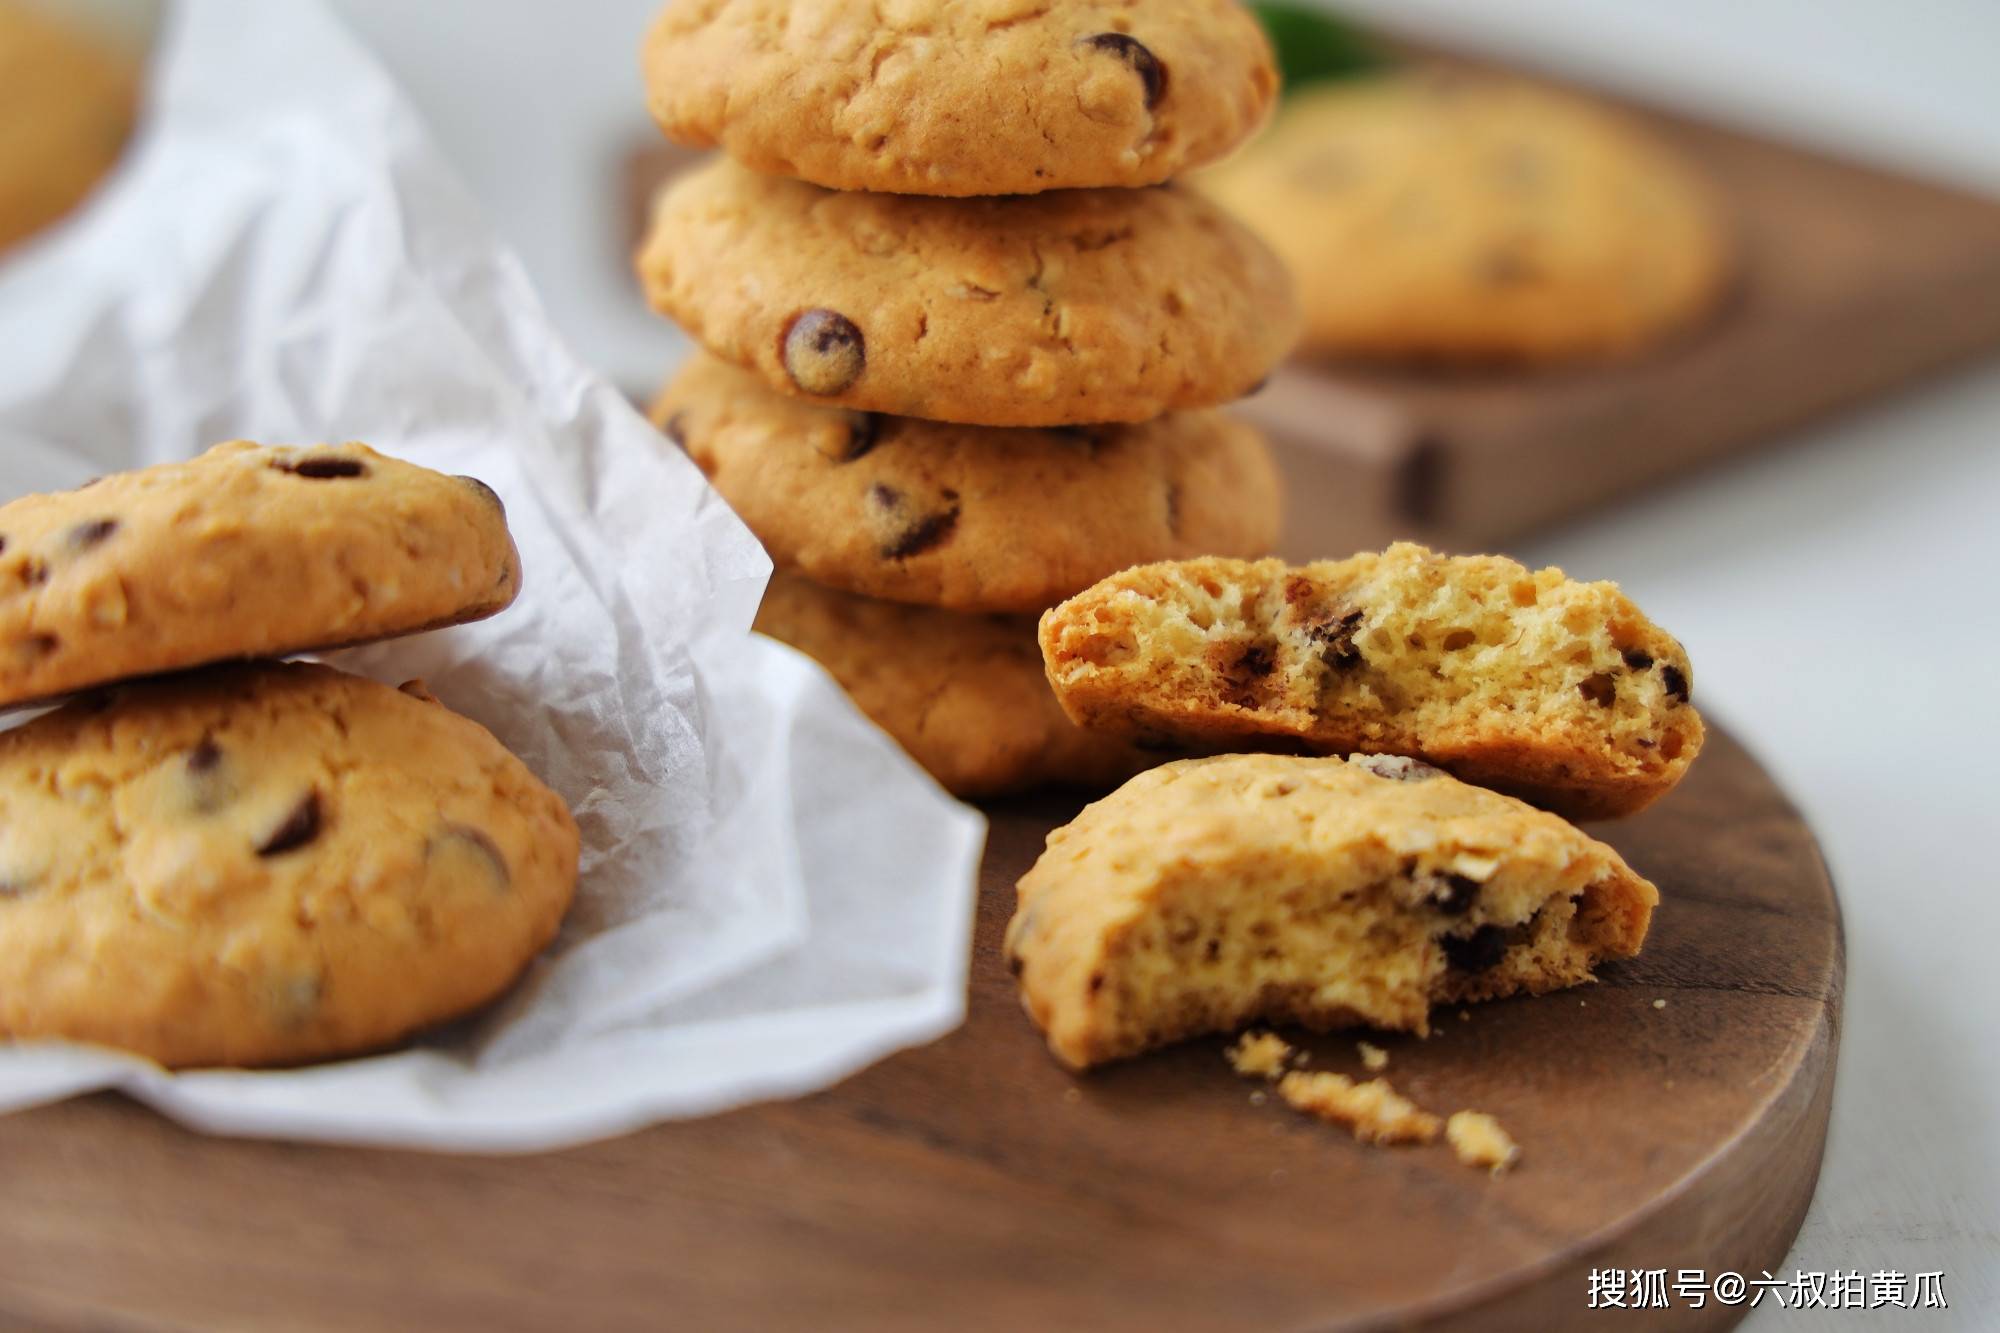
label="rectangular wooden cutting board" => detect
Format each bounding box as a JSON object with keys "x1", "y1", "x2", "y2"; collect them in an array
[{"x1": 1238, "y1": 92, "x2": 2000, "y2": 558}]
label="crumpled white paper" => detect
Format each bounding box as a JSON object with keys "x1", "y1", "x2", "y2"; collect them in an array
[{"x1": 0, "y1": 0, "x2": 985, "y2": 1152}]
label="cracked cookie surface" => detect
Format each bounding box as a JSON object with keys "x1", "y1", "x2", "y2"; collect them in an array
[
  {"x1": 1005, "y1": 753, "x2": 1657, "y2": 1068},
  {"x1": 0, "y1": 661, "x2": 579, "y2": 1069},
  {"x1": 1039, "y1": 543, "x2": 1703, "y2": 819},
  {"x1": 755, "y1": 573, "x2": 1144, "y2": 798},
  {"x1": 642, "y1": 0, "x2": 1277, "y2": 196},
  {"x1": 638, "y1": 156, "x2": 1299, "y2": 427},
  {"x1": 1203, "y1": 71, "x2": 1731, "y2": 364},
  {"x1": 0, "y1": 441, "x2": 522, "y2": 709},
  {"x1": 653, "y1": 353, "x2": 1281, "y2": 613}
]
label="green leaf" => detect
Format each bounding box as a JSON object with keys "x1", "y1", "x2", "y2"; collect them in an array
[{"x1": 1250, "y1": 2, "x2": 1386, "y2": 94}]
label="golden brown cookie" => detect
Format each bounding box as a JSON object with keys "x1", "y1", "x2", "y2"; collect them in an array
[
  {"x1": 0, "y1": 661, "x2": 579, "y2": 1069},
  {"x1": 755, "y1": 573, "x2": 1143, "y2": 798},
  {"x1": 652, "y1": 353, "x2": 1282, "y2": 613},
  {"x1": 1005, "y1": 753, "x2": 1658, "y2": 1068},
  {"x1": 642, "y1": 0, "x2": 1278, "y2": 196},
  {"x1": 0, "y1": 1, "x2": 138, "y2": 253},
  {"x1": 0, "y1": 442, "x2": 522, "y2": 708},
  {"x1": 1038, "y1": 543, "x2": 1703, "y2": 820},
  {"x1": 637, "y1": 156, "x2": 1300, "y2": 427},
  {"x1": 1203, "y1": 71, "x2": 1731, "y2": 363}
]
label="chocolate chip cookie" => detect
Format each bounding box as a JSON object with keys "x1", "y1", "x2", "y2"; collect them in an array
[
  {"x1": 0, "y1": 661, "x2": 579, "y2": 1069},
  {"x1": 653, "y1": 353, "x2": 1282, "y2": 613},
  {"x1": 1203, "y1": 71, "x2": 1731, "y2": 363},
  {"x1": 1005, "y1": 752, "x2": 1657, "y2": 1068},
  {"x1": 0, "y1": 441, "x2": 522, "y2": 708},
  {"x1": 1039, "y1": 543, "x2": 1703, "y2": 819},
  {"x1": 637, "y1": 156, "x2": 1300, "y2": 427},
  {"x1": 0, "y1": 0, "x2": 138, "y2": 253},
  {"x1": 642, "y1": 0, "x2": 1277, "y2": 197},
  {"x1": 755, "y1": 573, "x2": 1143, "y2": 798}
]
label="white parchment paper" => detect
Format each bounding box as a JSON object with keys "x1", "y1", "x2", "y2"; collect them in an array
[{"x1": 0, "y1": 0, "x2": 985, "y2": 1151}]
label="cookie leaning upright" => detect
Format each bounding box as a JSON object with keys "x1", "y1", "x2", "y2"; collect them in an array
[
  {"x1": 0, "y1": 661, "x2": 579, "y2": 1069},
  {"x1": 643, "y1": 0, "x2": 1279, "y2": 197},
  {"x1": 638, "y1": 157, "x2": 1299, "y2": 426},
  {"x1": 0, "y1": 442, "x2": 521, "y2": 707}
]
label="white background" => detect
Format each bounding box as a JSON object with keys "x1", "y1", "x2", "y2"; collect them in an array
[{"x1": 188, "y1": 0, "x2": 2000, "y2": 1322}]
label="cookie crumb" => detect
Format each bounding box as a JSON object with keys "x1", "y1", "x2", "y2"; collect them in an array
[
  {"x1": 1652, "y1": 998, "x2": 1668, "y2": 1010},
  {"x1": 1357, "y1": 1041, "x2": 1389, "y2": 1072},
  {"x1": 1446, "y1": 1110, "x2": 1520, "y2": 1173},
  {"x1": 1226, "y1": 1030, "x2": 1293, "y2": 1080},
  {"x1": 1062, "y1": 1086, "x2": 1081, "y2": 1105},
  {"x1": 1277, "y1": 1071, "x2": 1441, "y2": 1145}
]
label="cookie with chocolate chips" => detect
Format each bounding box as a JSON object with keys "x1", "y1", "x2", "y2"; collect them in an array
[
  {"x1": 0, "y1": 661, "x2": 578, "y2": 1069},
  {"x1": 652, "y1": 354, "x2": 1281, "y2": 613},
  {"x1": 1202, "y1": 71, "x2": 1731, "y2": 364},
  {"x1": 754, "y1": 573, "x2": 1145, "y2": 798},
  {"x1": 1005, "y1": 752, "x2": 1658, "y2": 1068},
  {"x1": 637, "y1": 156, "x2": 1299, "y2": 427},
  {"x1": 0, "y1": 441, "x2": 522, "y2": 708},
  {"x1": 641, "y1": 0, "x2": 1277, "y2": 196}
]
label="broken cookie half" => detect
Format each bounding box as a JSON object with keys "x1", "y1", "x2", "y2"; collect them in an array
[
  {"x1": 1005, "y1": 753, "x2": 1657, "y2": 1069},
  {"x1": 1038, "y1": 543, "x2": 1704, "y2": 819}
]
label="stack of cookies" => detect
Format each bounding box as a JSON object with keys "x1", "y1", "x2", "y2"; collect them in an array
[
  {"x1": 0, "y1": 443, "x2": 579, "y2": 1070},
  {"x1": 636, "y1": 0, "x2": 1302, "y2": 797}
]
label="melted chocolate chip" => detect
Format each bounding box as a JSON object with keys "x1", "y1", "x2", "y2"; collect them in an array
[
  {"x1": 1005, "y1": 952, "x2": 1024, "y2": 977},
  {"x1": 1083, "y1": 33, "x2": 1167, "y2": 109},
  {"x1": 457, "y1": 475, "x2": 506, "y2": 515},
  {"x1": 869, "y1": 484, "x2": 960, "y2": 559},
  {"x1": 1428, "y1": 874, "x2": 1480, "y2": 915},
  {"x1": 1621, "y1": 649, "x2": 1654, "y2": 671},
  {"x1": 840, "y1": 412, "x2": 884, "y2": 462},
  {"x1": 1306, "y1": 608, "x2": 1366, "y2": 671},
  {"x1": 1443, "y1": 925, "x2": 1507, "y2": 973},
  {"x1": 1661, "y1": 664, "x2": 1690, "y2": 703},
  {"x1": 1578, "y1": 672, "x2": 1617, "y2": 707},
  {"x1": 185, "y1": 736, "x2": 222, "y2": 774},
  {"x1": 782, "y1": 309, "x2": 865, "y2": 396},
  {"x1": 1088, "y1": 971, "x2": 1106, "y2": 994},
  {"x1": 256, "y1": 791, "x2": 322, "y2": 857},
  {"x1": 67, "y1": 518, "x2": 119, "y2": 550},
  {"x1": 276, "y1": 455, "x2": 368, "y2": 479}
]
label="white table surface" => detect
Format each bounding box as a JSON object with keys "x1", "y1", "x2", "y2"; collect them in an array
[{"x1": 324, "y1": 2, "x2": 2000, "y2": 1324}]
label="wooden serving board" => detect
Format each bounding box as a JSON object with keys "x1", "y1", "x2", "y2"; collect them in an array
[
  {"x1": 0, "y1": 728, "x2": 1841, "y2": 1332},
  {"x1": 1240, "y1": 90, "x2": 2000, "y2": 556}
]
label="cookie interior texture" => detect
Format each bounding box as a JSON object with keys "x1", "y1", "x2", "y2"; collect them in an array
[
  {"x1": 1201, "y1": 70, "x2": 1731, "y2": 364},
  {"x1": 754, "y1": 572, "x2": 1142, "y2": 798},
  {"x1": 0, "y1": 441, "x2": 522, "y2": 708},
  {"x1": 1005, "y1": 754, "x2": 1657, "y2": 1069},
  {"x1": 651, "y1": 353, "x2": 1282, "y2": 614},
  {"x1": 0, "y1": 661, "x2": 579, "y2": 1069},
  {"x1": 642, "y1": 0, "x2": 1278, "y2": 196},
  {"x1": 1039, "y1": 543, "x2": 1703, "y2": 819}
]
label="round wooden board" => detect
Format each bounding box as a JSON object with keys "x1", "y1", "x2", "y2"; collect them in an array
[{"x1": 0, "y1": 728, "x2": 1840, "y2": 1332}]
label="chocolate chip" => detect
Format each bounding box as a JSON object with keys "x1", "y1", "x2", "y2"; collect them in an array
[
  {"x1": 1082, "y1": 33, "x2": 1167, "y2": 109},
  {"x1": 868, "y1": 484, "x2": 960, "y2": 559},
  {"x1": 1622, "y1": 649, "x2": 1654, "y2": 671},
  {"x1": 1235, "y1": 643, "x2": 1274, "y2": 678},
  {"x1": 18, "y1": 632, "x2": 58, "y2": 658},
  {"x1": 185, "y1": 737, "x2": 222, "y2": 774},
  {"x1": 21, "y1": 558, "x2": 48, "y2": 587},
  {"x1": 439, "y1": 823, "x2": 511, "y2": 890},
  {"x1": 1348, "y1": 754, "x2": 1442, "y2": 782},
  {"x1": 457, "y1": 475, "x2": 506, "y2": 515},
  {"x1": 1443, "y1": 925, "x2": 1507, "y2": 973},
  {"x1": 661, "y1": 413, "x2": 688, "y2": 450},
  {"x1": 256, "y1": 791, "x2": 322, "y2": 857},
  {"x1": 841, "y1": 412, "x2": 883, "y2": 462},
  {"x1": 0, "y1": 535, "x2": 7, "y2": 554},
  {"x1": 1426, "y1": 874, "x2": 1480, "y2": 915},
  {"x1": 1661, "y1": 664, "x2": 1690, "y2": 703},
  {"x1": 1164, "y1": 482, "x2": 1182, "y2": 538},
  {"x1": 67, "y1": 518, "x2": 118, "y2": 550},
  {"x1": 275, "y1": 455, "x2": 368, "y2": 479},
  {"x1": 1306, "y1": 608, "x2": 1365, "y2": 671},
  {"x1": 1088, "y1": 971, "x2": 1106, "y2": 994},
  {"x1": 1006, "y1": 952, "x2": 1024, "y2": 977},
  {"x1": 1578, "y1": 672, "x2": 1616, "y2": 707},
  {"x1": 74, "y1": 476, "x2": 103, "y2": 490},
  {"x1": 782, "y1": 309, "x2": 865, "y2": 396}
]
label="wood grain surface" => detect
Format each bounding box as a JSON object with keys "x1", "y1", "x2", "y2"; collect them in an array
[
  {"x1": 1240, "y1": 93, "x2": 2000, "y2": 558},
  {"x1": 0, "y1": 728, "x2": 1841, "y2": 1332}
]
